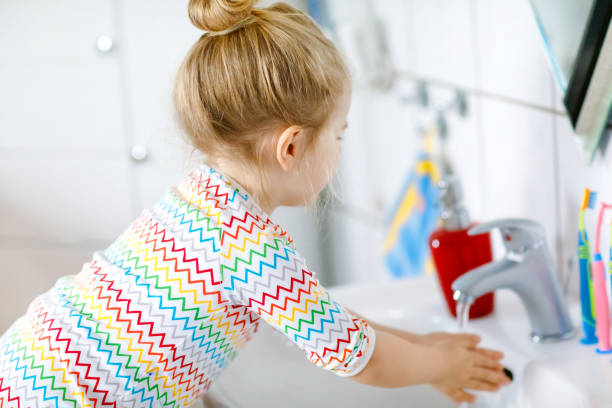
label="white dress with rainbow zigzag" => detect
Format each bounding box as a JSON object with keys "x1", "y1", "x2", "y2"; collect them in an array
[{"x1": 0, "y1": 164, "x2": 376, "y2": 408}]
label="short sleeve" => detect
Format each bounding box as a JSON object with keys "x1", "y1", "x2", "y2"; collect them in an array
[{"x1": 220, "y1": 221, "x2": 376, "y2": 377}]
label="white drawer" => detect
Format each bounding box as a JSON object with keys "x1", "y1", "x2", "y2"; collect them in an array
[
  {"x1": 0, "y1": 245, "x2": 95, "y2": 334},
  {"x1": 0, "y1": 0, "x2": 114, "y2": 58},
  {"x1": 0, "y1": 156, "x2": 136, "y2": 243},
  {"x1": 0, "y1": 58, "x2": 124, "y2": 150}
]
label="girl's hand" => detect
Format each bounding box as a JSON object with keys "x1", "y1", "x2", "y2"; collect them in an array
[
  {"x1": 429, "y1": 336, "x2": 510, "y2": 403},
  {"x1": 416, "y1": 331, "x2": 482, "y2": 347}
]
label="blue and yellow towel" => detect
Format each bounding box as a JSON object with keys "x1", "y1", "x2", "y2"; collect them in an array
[{"x1": 382, "y1": 127, "x2": 441, "y2": 278}]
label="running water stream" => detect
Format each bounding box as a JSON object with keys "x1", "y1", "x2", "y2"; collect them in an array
[
  {"x1": 456, "y1": 299, "x2": 471, "y2": 332},
  {"x1": 456, "y1": 299, "x2": 473, "y2": 408}
]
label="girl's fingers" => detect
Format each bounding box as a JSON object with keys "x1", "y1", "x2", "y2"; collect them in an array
[
  {"x1": 459, "y1": 333, "x2": 481, "y2": 344},
  {"x1": 464, "y1": 378, "x2": 501, "y2": 392},
  {"x1": 475, "y1": 347, "x2": 505, "y2": 360},
  {"x1": 473, "y1": 352, "x2": 504, "y2": 370},
  {"x1": 448, "y1": 388, "x2": 477, "y2": 403},
  {"x1": 471, "y1": 367, "x2": 512, "y2": 386},
  {"x1": 455, "y1": 333, "x2": 481, "y2": 348}
]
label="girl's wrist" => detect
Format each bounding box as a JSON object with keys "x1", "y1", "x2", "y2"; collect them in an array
[
  {"x1": 423, "y1": 343, "x2": 450, "y2": 384},
  {"x1": 403, "y1": 341, "x2": 450, "y2": 385},
  {"x1": 396, "y1": 331, "x2": 426, "y2": 344}
]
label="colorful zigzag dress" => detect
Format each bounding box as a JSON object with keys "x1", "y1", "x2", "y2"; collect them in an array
[{"x1": 0, "y1": 164, "x2": 376, "y2": 408}]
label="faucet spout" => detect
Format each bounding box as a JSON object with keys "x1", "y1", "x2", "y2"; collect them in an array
[
  {"x1": 452, "y1": 258, "x2": 519, "y2": 299},
  {"x1": 450, "y1": 218, "x2": 575, "y2": 343}
]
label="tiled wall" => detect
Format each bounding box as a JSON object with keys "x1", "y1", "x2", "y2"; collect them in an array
[{"x1": 325, "y1": 0, "x2": 611, "y2": 301}]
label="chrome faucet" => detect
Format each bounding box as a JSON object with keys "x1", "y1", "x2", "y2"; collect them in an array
[{"x1": 451, "y1": 218, "x2": 575, "y2": 343}]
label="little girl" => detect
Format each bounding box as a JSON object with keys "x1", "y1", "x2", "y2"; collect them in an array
[{"x1": 0, "y1": 1, "x2": 511, "y2": 406}]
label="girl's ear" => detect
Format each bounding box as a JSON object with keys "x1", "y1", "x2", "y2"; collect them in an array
[{"x1": 275, "y1": 125, "x2": 304, "y2": 172}]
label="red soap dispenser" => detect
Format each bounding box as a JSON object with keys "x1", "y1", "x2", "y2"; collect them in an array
[{"x1": 429, "y1": 177, "x2": 494, "y2": 318}]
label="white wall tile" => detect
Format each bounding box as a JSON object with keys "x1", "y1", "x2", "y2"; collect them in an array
[
  {"x1": 370, "y1": 0, "x2": 417, "y2": 73},
  {"x1": 474, "y1": 0, "x2": 555, "y2": 108},
  {"x1": 434, "y1": 89, "x2": 485, "y2": 221},
  {"x1": 410, "y1": 0, "x2": 477, "y2": 88},
  {"x1": 480, "y1": 97, "x2": 558, "y2": 258},
  {"x1": 335, "y1": 87, "x2": 379, "y2": 216},
  {"x1": 327, "y1": 211, "x2": 388, "y2": 286},
  {"x1": 325, "y1": 0, "x2": 396, "y2": 89},
  {"x1": 362, "y1": 88, "x2": 419, "y2": 215}
]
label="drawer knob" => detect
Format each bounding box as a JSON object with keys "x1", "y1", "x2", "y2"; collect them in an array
[
  {"x1": 96, "y1": 35, "x2": 114, "y2": 53},
  {"x1": 130, "y1": 144, "x2": 149, "y2": 162}
]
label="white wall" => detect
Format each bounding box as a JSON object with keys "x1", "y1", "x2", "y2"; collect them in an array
[{"x1": 325, "y1": 0, "x2": 611, "y2": 300}]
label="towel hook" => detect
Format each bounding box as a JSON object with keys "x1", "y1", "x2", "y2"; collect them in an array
[{"x1": 399, "y1": 81, "x2": 429, "y2": 108}]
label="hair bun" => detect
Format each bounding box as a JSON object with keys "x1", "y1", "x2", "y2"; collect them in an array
[{"x1": 188, "y1": 0, "x2": 258, "y2": 33}]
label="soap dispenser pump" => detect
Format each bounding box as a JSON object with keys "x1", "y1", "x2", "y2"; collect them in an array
[{"x1": 429, "y1": 176, "x2": 495, "y2": 318}]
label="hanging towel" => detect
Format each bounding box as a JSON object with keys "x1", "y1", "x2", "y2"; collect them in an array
[{"x1": 381, "y1": 126, "x2": 441, "y2": 278}]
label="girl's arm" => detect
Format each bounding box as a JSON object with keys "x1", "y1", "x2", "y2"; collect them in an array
[
  {"x1": 348, "y1": 328, "x2": 444, "y2": 387},
  {"x1": 219, "y1": 221, "x2": 508, "y2": 403},
  {"x1": 345, "y1": 307, "x2": 478, "y2": 346},
  {"x1": 345, "y1": 308, "x2": 510, "y2": 403}
]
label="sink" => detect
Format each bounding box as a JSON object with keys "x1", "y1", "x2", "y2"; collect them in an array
[
  {"x1": 519, "y1": 361, "x2": 590, "y2": 408},
  {"x1": 209, "y1": 274, "x2": 612, "y2": 407}
]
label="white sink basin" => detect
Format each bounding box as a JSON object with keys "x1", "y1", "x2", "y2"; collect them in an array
[
  {"x1": 209, "y1": 274, "x2": 612, "y2": 407},
  {"x1": 520, "y1": 361, "x2": 590, "y2": 408}
]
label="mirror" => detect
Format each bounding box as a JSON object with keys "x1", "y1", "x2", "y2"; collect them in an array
[{"x1": 528, "y1": 0, "x2": 612, "y2": 161}]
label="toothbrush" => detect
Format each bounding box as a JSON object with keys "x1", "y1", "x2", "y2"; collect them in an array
[
  {"x1": 592, "y1": 199, "x2": 612, "y2": 354},
  {"x1": 609, "y1": 219, "x2": 612, "y2": 319},
  {"x1": 578, "y1": 189, "x2": 598, "y2": 344}
]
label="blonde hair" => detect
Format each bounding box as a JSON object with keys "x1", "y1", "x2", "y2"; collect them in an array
[{"x1": 173, "y1": 0, "x2": 350, "y2": 208}]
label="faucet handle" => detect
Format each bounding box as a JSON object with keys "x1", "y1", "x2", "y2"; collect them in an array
[{"x1": 468, "y1": 218, "x2": 546, "y2": 253}]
